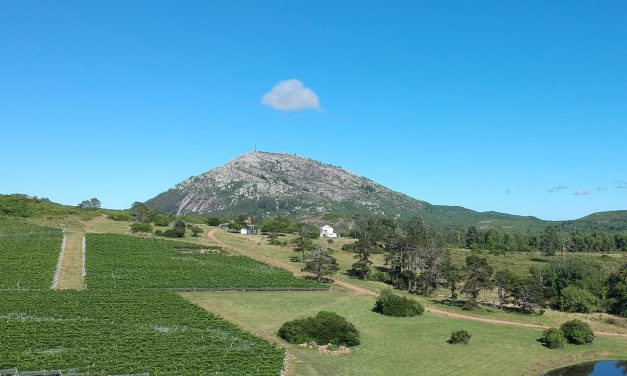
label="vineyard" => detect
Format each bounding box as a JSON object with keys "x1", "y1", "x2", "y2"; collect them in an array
[
  {"x1": 0, "y1": 217, "x2": 62, "y2": 289},
  {"x1": 86, "y1": 234, "x2": 322, "y2": 289},
  {"x1": 0, "y1": 289, "x2": 284, "y2": 375},
  {"x1": 0, "y1": 221, "x2": 323, "y2": 375}
]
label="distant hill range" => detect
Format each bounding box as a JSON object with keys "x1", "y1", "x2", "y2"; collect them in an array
[{"x1": 145, "y1": 152, "x2": 627, "y2": 232}]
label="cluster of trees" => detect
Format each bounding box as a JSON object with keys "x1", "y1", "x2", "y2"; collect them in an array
[
  {"x1": 287, "y1": 224, "x2": 340, "y2": 281},
  {"x1": 349, "y1": 216, "x2": 627, "y2": 316},
  {"x1": 127, "y1": 203, "x2": 204, "y2": 238},
  {"x1": 78, "y1": 198, "x2": 101, "y2": 209},
  {"x1": 443, "y1": 226, "x2": 627, "y2": 254},
  {"x1": 542, "y1": 320, "x2": 595, "y2": 348}
]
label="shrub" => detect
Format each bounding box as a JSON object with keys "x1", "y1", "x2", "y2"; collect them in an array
[
  {"x1": 368, "y1": 271, "x2": 388, "y2": 283},
  {"x1": 541, "y1": 328, "x2": 567, "y2": 349},
  {"x1": 190, "y1": 225, "x2": 203, "y2": 237},
  {"x1": 151, "y1": 214, "x2": 171, "y2": 227},
  {"x1": 130, "y1": 222, "x2": 153, "y2": 233},
  {"x1": 449, "y1": 330, "x2": 471, "y2": 344},
  {"x1": 560, "y1": 319, "x2": 594, "y2": 344},
  {"x1": 162, "y1": 227, "x2": 185, "y2": 238},
  {"x1": 277, "y1": 311, "x2": 360, "y2": 347},
  {"x1": 109, "y1": 212, "x2": 132, "y2": 221},
  {"x1": 558, "y1": 286, "x2": 598, "y2": 313},
  {"x1": 206, "y1": 217, "x2": 221, "y2": 226},
  {"x1": 374, "y1": 289, "x2": 424, "y2": 317},
  {"x1": 341, "y1": 243, "x2": 355, "y2": 252}
]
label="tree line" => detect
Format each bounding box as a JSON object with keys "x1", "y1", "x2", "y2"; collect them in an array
[
  {"x1": 443, "y1": 226, "x2": 627, "y2": 254},
  {"x1": 348, "y1": 216, "x2": 627, "y2": 317}
]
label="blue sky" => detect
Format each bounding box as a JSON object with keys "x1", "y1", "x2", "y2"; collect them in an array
[{"x1": 1, "y1": 1, "x2": 626, "y2": 220}]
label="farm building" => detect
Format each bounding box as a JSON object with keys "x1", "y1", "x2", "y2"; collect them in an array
[
  {"x1": 240, "y1": 226, "x2": 257, "y2": 235},
  {"x1": 320, "y1": 225, "x2": 338, "y2": 238}
]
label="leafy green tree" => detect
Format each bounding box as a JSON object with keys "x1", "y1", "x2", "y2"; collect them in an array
[
  {"x1": 494, "y1": 269, "x2": 518, "y2": 308},
  {"x1": 131, "y1": 202, "x2": 153, "y2": 222},
  {"x1": 512, "y1": 276, "x2": 544, "y2": 313},
  {"x1": 444, "y1": 262, "x2": 463, "y2": 302},
  {"x1": 267, "y1": 232, "x2": 281, "y2": 245},
  {"x1": 293, "y1": 224, "x2": 317, "y2": 264},
  {"x1": 304, "y1": 246, "x2": 340, "y2": 282},
  {"x1": 462, "y1": 255, "x2": 494, "y2": 309},
  {"x1": 78, "y1": 197, "x2": 101, "y2": 209},
  {"x1": 606, "y1": 264, "x2": 627, "y2": 317},
  {"x1": 558, "y1": 286, "x2": 598, "y2": 313},
  {"x1": 206, "y1": 217, "x2": 221, "y2": 226},
  {"x1": 465, "y1": 226, "x2": 479, "y2": 248},
  {"x1": 350, "y1": 216, "x2": 394, "y2": 281},
  {"x1": 560, "y1": 319, "x2": 594, "y2": 344},
  {"x1": 190, "y1": 225, "x2": 203, "y2": 237},
  {"x1": 539, "y1": 226, "x2": 561, "y2": 256},
  {"x1": 542, "y1": 328, "x2": 567, "y2": 349},
  {"x1": 130, "y1": 222, "x2": 152, "y2": 233}
]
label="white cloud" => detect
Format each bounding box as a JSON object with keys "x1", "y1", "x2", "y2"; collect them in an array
[
  {"x1": 261, "y1": 79, "x2": 320, "y2": 111},
  {"x1": 573, "y1": 189, "x2": 589, "y2": 196}
]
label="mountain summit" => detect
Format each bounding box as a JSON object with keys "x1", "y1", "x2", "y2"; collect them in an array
[
  {"x1": 145, "y1": 151, "x2": 627, "y2": 231},
  {"x1": 146, "y1": 151, "x2": 425, "y2": 220}
]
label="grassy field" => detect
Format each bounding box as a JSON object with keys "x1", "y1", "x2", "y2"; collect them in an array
[
  {"x1": 213, "y1": 230, "x2": 627, "y2": 335},
  {"x1": 183, "y1": 290, "x2": 627, "y2": 376}
]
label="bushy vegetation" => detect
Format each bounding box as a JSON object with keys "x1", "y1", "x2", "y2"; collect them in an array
[
  {"x1": 448, "y1": 330, "x2": 471, "y2": 344},
  {"x1": 558, "y1": 286, "x2": 598, "y2": 313},
  {"x1": 108, "y1": 212, "x2": 132, "y2": 221},
  {"x1": 0, "y1": 217, "x2": 62, "y2": 289},
  {"x1": 606, "y1": 264, "x2": 627, "y2": 317},
  {"x1": 374, "y1": 290, "x2": 424, "y2": 317},
  {"x1": 277, "y1": 311, "x2": 360, "y2": 346},
  {"x1": 0, "y1": 194, "x2": 109, "y2": 219},
  {"x1": 347, "y1": 215, "x2": 626, "y2": 317},
  {"x1": 130, "y1": 222, "x2": 153, "y2": 233},
  {"x1": 260, "y1": 216, "x2": 301, "y2": 234},
  {"x1": 560, "y1": 320, "x2": 595, "y2": 345},
  {"x1": 541, "y1": 328, "x2": 567, "y2": 349},
  {"x1": 446, "y1": 225, "x2": 627, "y2": 253}
]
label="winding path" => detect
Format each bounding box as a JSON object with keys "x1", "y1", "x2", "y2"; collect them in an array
[{"x1": 207, "y1": 229, "x2": 627, "y2": 339}]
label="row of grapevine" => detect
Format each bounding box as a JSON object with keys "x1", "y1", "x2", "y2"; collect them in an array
[
  {"x1": 0, "y1": 289, "x2": 284, "y2": 375},
  {"x1": 0, "y1": 217, "x2": 62, "y2": 289},
  {"x1": 86, "y1": 234, "x2": 323, "y2": 289},
  {"x1": 0, "y1": 225, "x2": 321, "y2": 375}
]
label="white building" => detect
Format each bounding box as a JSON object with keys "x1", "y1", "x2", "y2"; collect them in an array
[{"x1": 320, "y1": 225, "x2": 338, "y2": 238}]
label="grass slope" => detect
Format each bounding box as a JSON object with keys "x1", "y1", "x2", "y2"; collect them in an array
[{"x1": 185, "y1": 290, "x2": 627, "y2": 376}]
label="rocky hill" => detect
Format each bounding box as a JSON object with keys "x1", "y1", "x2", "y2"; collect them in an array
[
  {"x1": 145, "y1": 151, "x2": 627, "y2": 231},
  {"x1": 146, "y1": 151, "x2": 427, "y2": 219}
]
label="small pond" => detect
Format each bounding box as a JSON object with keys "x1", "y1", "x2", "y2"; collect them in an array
[{"x1": 542, "y1": 361, "x2": 626, "y2": 376}]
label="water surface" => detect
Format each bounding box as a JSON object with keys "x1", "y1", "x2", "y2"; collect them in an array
[{"x1": 543, "y1": 361, "x2": 626, "y2": 376}]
